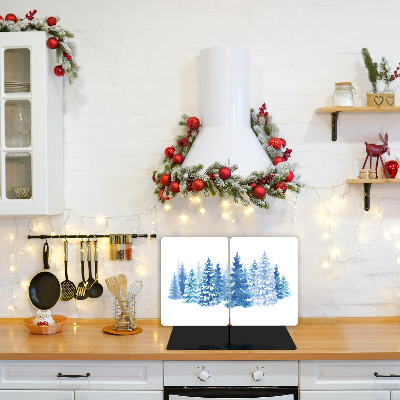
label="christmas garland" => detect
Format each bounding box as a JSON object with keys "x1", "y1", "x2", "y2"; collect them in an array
[
  {"x1": 0, "y1": 11, "x2": 78, "y2": 84},
  {"x1": 153, "y1": 104, "x2": 303, "y2": 209}
]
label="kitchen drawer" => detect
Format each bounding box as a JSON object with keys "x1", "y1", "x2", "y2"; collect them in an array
[
  {"x1": 300, "y1": 361, "x2": 400, "y2": 391},
  {"x1": 0, "y1": 391, "x2": 74, "y2": 400},
  {"x1": 164, "y1": 361, "x2": 298, "y2": 386},
  {"x1": 0, "y1": 361, "x2": 163, "y2": 390},
  {"x1": 300, "y1": 391, "x2": 390, "y2": 400},
  {"x1": 75, "y1": 391, "x2": 163, "y2": 400}
]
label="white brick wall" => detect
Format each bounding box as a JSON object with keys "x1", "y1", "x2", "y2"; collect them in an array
[{"x1": 1, "y1": 0, "x2": 400, "y2": 319}]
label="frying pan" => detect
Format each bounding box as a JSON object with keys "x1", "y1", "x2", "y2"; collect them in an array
[{"x1": 28, "y1": 242, "x2": 61, "y2": 310}]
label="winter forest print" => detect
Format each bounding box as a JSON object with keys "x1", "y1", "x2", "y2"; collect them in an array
[{"x1": 168, "y1": 251, "x2": 291, "y2": 308}]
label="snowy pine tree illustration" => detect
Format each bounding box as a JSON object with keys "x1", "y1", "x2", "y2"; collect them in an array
[
  {"x1": 274, "y1": 264, "x2": 284, "y2": 300},
  {"x1": 230, "y1": 252, "x2": 252, "y2": 308},
  {"x1": 177, "y1": 262, "x2": 187, "y2": 296},
  {"x1": 196, "y1": 260, "x2": 203, "y2": 282},
  {"x1": 183, "y1": 269, "x2": 200, "y2": 303},
  {"x1": 248, "y1": 259, "x2": 258, "y2": 288},
  {"x1": 198, "y1": 258, "x2": 218, "y2": 306},
  {"x1": 280, "y1": 274, "x2": 292, "y2": 298},
  {"x1": 252, "y1": 251, "x2": 277, "y2": 306},
  {"x1": 213, "y1": 262, "x2": 225, "y2": 304},
  {"x1": 168, "y1": 272, "x2": 182, "y2": 299}
]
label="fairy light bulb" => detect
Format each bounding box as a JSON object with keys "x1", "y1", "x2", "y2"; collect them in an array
[
  {"x1": 200, "y1": 208, "x2": 205, "y2": 213},
  {"x1": 322, "y1": 233, "x2": 329, "y2": 239},
  {"x1": 9, "y1": 266, "x2": 14, "y2": 272},
  {"x1": 164, "y1": 204, "x2": 171, "y2": 210},
  {"x1": 323, "y1": 262, "x2": 329, "y2": 268},
  {"x1": 181, "y1": 215, "x2": 188, "y2": 221}
]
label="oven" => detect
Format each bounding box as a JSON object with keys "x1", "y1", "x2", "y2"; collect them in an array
[{"x1": 164, "y1": 361, "x2": 298, "y2": 400}]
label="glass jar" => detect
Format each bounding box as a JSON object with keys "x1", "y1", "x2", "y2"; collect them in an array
[
  {"x1": 109, "y1": 234, "x2": 117, "y2": 261},
  {"x1": 333, "y1": 82, "x2": 354, "y2": 107},
  {"x1": 117, "y1": 234, "x2": 125, "y2": 261},
  {"x1": 125, "y1": 234, "x2": 133, "y2": 260}
]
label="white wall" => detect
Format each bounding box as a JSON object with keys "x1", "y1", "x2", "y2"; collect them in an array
[{"x1": 2, "y1": 0, "x2": 400, "y2": 320}]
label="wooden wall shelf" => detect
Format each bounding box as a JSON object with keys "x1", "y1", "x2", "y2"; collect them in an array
[
  {"x1": 347, "y1": 178, "x2": 400, "y2": 211},
  {"x1": 315, "y1": 107, "x2": 400, "y2": 141}
]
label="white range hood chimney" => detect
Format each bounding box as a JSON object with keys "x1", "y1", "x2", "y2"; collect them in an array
[{"x1": 182, "y1": 47, "x2": 272, "y2": 176}]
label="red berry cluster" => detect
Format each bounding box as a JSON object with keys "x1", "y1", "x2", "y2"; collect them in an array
[
  {"x1": 187, "y1": 177, "x2": 194, "y2": 191},
  {"x1": 282, "y1": 148, "x2": 292, "y2": 161},
  {"x1": 391, "y1": 64, "x2": 400, "y2": 81},
  {"x1": 256, "y1": 174, "x2": 274, "y2": 185},
  {"x1": 178, "y1": 137, "x2": 189, "y2": 146},
  {"x1": 258, "y1": 103, "x2": 269, "y2": 125},
  {"x1": 207, "y1": 172, "x2": 215, "y2": 180},
  {"x1": 24, "y1": 9, "x2": 37, "y2": 20},
  {"x1": 63, "y1": 52, "x2": 72, "y2": 61}
]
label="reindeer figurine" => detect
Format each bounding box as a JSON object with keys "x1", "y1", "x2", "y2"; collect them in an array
[{"x1": 362, "y1": 133, "x2": 390, "y2": 177}]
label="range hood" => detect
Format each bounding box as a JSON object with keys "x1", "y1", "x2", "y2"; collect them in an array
[{"x1": 182, "y1": 47, "x2": 272, "y2": 176}]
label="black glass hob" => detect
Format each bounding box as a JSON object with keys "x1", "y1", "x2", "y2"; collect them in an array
[{"x1": 167, "y1": 326, "x2": 296, "y2": 350}]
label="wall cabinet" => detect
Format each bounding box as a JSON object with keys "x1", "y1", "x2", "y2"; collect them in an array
[{"x1": 0, "y1": 31, "x2": 63, "y2": 216}]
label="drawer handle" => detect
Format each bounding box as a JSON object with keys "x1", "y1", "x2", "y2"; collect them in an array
[
  {"x1": 57, "y1": 373, "x2": 90, "y2": 379},
  {"x1": 374, "y1": 372, "x2": 400, "y2": 378}
]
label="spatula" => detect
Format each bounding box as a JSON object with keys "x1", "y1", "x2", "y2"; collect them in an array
[
  {"x1": 75, "y1": 240, "x2": 88, "y2": 300},
  {"x1": 60, "y1": 240, "x2": 76, "y2": 301},
  {"x1": 105, "y1": 276, "x2": 125, "y2": 312}
]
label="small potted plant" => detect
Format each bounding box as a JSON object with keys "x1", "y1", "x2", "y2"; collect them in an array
[{"x1": 361, "y1": 48, "x2": 398, "y2": 107}]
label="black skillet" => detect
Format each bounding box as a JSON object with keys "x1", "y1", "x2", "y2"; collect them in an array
[{"x1": 29, "y1": 242, "x2": 61, "y2": 310}]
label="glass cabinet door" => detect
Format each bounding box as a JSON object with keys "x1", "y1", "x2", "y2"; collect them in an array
[
  {"x1": 4, "y1": 48, "x2": 30, "y2": 93},
  {"x1": 1, "y1": 45, "x2": 32, "y2": 202}
]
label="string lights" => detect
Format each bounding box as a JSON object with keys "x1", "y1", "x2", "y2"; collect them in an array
[{"x1": 5, "y1": 179, "x2": 400, "y2": 314}]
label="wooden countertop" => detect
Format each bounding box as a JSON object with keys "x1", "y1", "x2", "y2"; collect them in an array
[{"x1": 3, "y1": 317, "x2": 400, "y2": 361}]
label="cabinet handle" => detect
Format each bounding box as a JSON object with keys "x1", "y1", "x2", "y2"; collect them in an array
[
  {"x1": 374, "y1": 372, "x2": 400, "y2": 378},
  {"x1": 57, "y1": 373, "x2": 90, "y2": 378}
]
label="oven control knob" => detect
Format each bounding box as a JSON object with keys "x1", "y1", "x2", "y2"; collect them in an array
[
  {"x1": 198, "y1": 370, "x2": 211, "y2": 381},
  {"x1": 252, "y1": 370, "x2": 264, "y2": 381}
]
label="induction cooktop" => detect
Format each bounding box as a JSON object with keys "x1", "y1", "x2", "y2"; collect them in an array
[{"x1": 166, "y1": 325, "x2": 296, "y2": 350}]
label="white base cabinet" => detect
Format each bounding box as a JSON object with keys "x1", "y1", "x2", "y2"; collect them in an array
[
  {"x1": 300, "y1": 361, "x2": 400, "y2": 400},
  {"x1": 300, "y1": 391, "x2": 390, "y2": 400},
  {"x1": 0, "y1": 391, "x2": 74, "y2": 400},
  {"x1": 75, "y1": 391, "x2": 163, "y2": 400}
]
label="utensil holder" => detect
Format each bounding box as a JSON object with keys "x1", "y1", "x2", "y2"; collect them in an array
[{"x1": 113, "y1": 297, "x2": 137, "y2": 331}]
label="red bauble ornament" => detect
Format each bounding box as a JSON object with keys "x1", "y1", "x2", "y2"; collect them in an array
[
  {"x1": 384, "y1": 160, "x2": 399, "y2": 178},
  {"x1": 253, "y1": 186, "x2": 266, "y2": 199},
  {"x1": 159, "y1": 174, "x2": 171, "y2": 186},
  {"x1": 219, "y1": 167, "x2": 231, "y2": 180},
  {"x1": 172, "y1": 154, "x2": 184, "y2": 164},
  {"x1": 160, "y1": 189, "x2": 171, "y2": 201},
  {"x1": 285, "y1": 171, "x2": 294, "y2": 182},
  {"x1": 54, "y1": 65, "x2": 65, "y2": 77},
  {"x1": 274, "y1": 182, "x2": 287, "y2": 194},
  {"x1": 192, "y1": 178, "x2": 205, "y2": 192},
  {"x1": 248, "y1": 182, "x2": 256, "y2": 188},
  {"x1": 279, "y1": 138, "x2": 286, "y2": 148},
  {"x1": 152, "y1": 173, "x2": 158, "y2": 184},
  {"x1": 47, "y1": 16, "x2": 57, "y2": 26},
  {"x1": 0, "y1": 16, "x2": 4, "y2": 21},
  {"x1": 5, "y1": 14, "x2": 17, "y2": 23},
  {"x1": 273, "y1": 156, "x2": 284, "y2": 165},
  {"x1": 268, "y1": 137, "x2": 282, "y2": 149},
  {"x1": 169, "y1": 181, "x2": 180, "y2": 193},
  {"x1": 164, "y1": 146, "x2": 174, "y2": 158},
  {"x1": 46, "y1": 37, "x2": 59, "y2": 49},
  {"x1": 186, "y1": 117, "x2": 200, "y2": 131}
]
